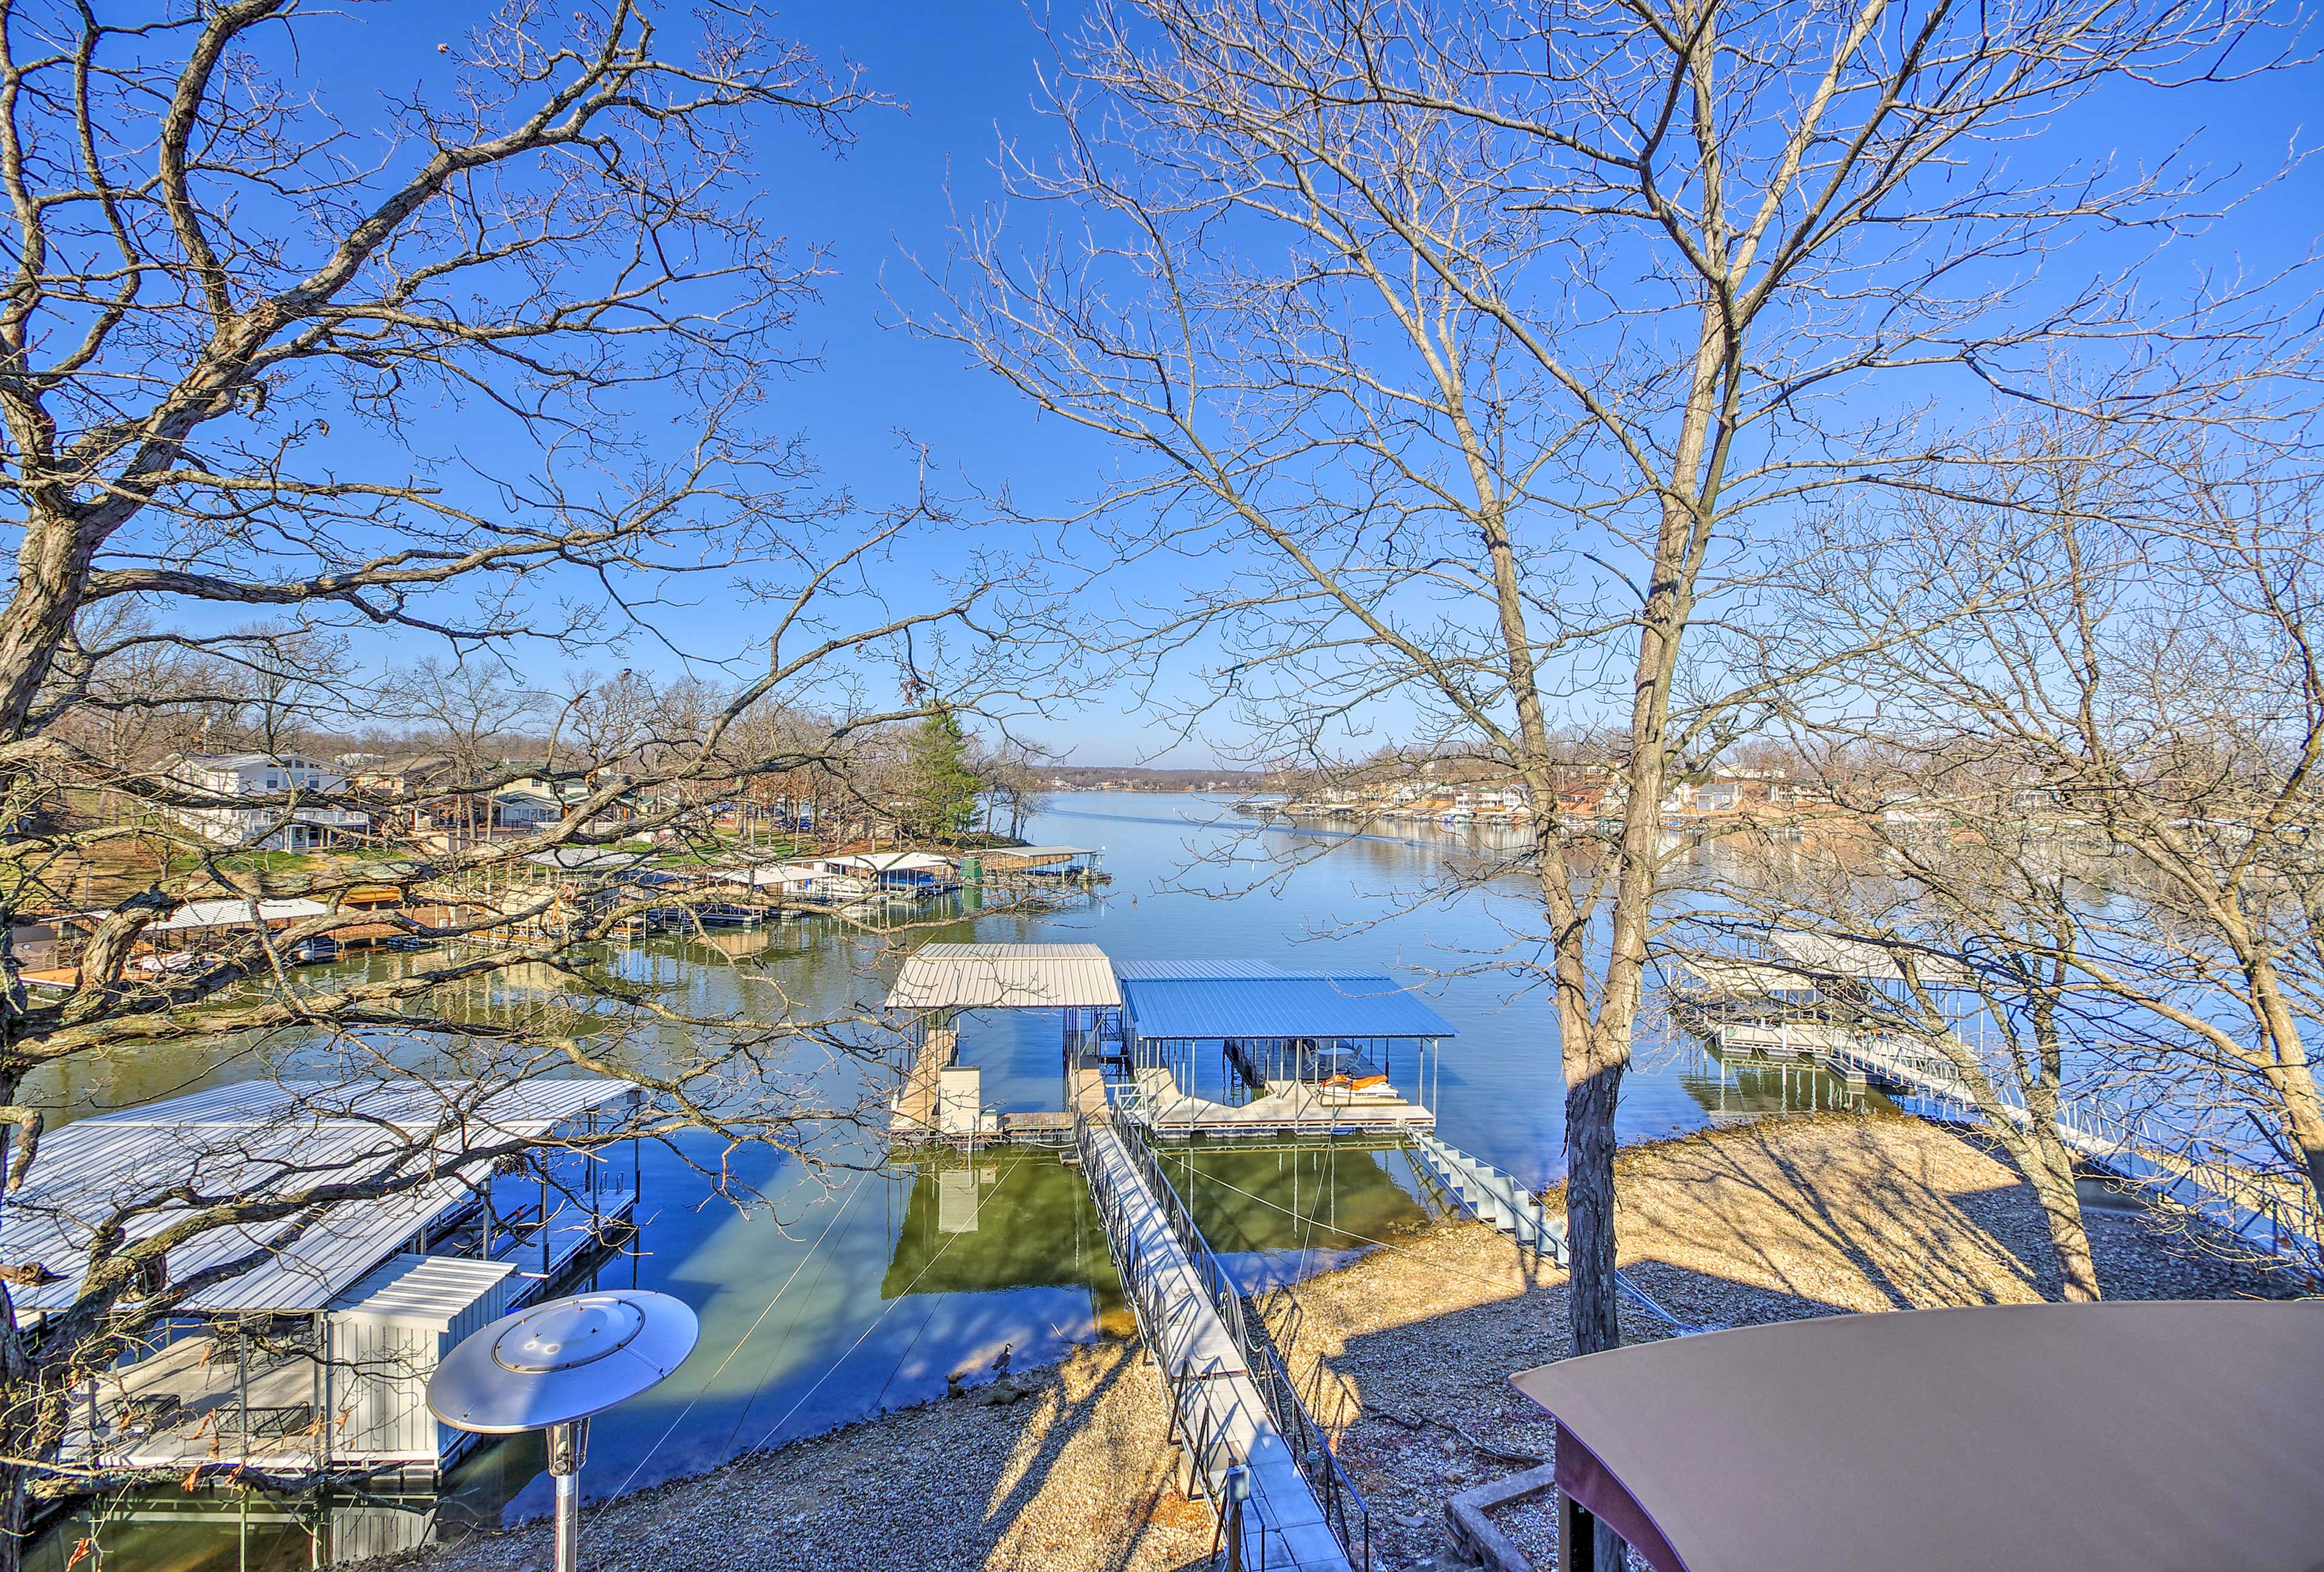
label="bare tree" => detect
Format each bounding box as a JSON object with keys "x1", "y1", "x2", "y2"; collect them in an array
[
  {"x1": 208, "y1": 622, "x2": 357, "y2": 757},
  {"x1": 1697, "y1": 770, "x2": 2133, "y2": 1300},
  {"x1": 1758, "y1": 402, "x2": 2324, "y2": 1262},
  {"x1": 389, "y1": 657, "x2": 550, "y2": 770},
  {"x1": 921, "y1": 0, "x2": 2282, "y2": 1383},
  {"x1": 979, "y1": 735, "x2": 1055, "y2": 840},
  {"x1": 0, "y1": 4, "x2": 1060, "y2": 1554}
]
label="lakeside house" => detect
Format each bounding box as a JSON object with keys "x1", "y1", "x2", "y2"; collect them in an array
[
  {"x1": 340, "y1": 752, "x2": 463, "y2": 833},
  {"x1": 156, "y1": 752, "x2": 370, "y2": 851},
  {"x1": 488, "y1": 787, "x2": 563, "y2": 830},
  {"x1": 342, "y1": 755, "x2": 596, "y2": 843}
]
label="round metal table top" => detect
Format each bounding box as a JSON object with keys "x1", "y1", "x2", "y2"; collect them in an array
[{"x1": 428, "y1": 1290, "x2": 699, "y2": 1433}]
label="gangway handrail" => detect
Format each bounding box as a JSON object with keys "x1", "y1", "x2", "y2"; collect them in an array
[
  {"x1": 1080, "y1": 1108, "x2": 1370, "y2": 1570},
  {"x1": 1110, "y1": 1114, "x2": 1372, "y2": 1566}
]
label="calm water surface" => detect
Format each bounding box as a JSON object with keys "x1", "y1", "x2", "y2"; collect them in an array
[{"x1": 37, "y1": 793, "x2": 1860, "y2": 1570}]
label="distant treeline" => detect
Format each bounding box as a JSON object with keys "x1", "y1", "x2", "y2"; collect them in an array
[{"x1": 1047, "y1": 766, "x2": 1267, "y2": 791}]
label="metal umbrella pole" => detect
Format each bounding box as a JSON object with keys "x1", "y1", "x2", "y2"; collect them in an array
[
  {"x1": 429, "y1": 1292, "x2": 698, "y2": 1572},
  {"x1": 550, "y1": 1418, "x2": 589, "y2": 1572}
]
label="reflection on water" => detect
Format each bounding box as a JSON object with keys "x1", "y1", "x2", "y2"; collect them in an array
[
  {"x1": 881, "y1": 1149, "x2": 1129, "y2": 1329},
  {"x1": 1157, "y1": 1141, "x2": 1440, "y2": 1285},
  {"x1": 32, "y1": 793, "x2": 1831, "y2": 1571},
  {"x1": 1677, "y1": 1042, "x2": 1902, "y2": 1123}
]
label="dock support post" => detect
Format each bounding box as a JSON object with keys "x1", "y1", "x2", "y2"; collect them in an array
[{"x1": 237, "y1": 1315, "x2": 251, "y2": 1467}]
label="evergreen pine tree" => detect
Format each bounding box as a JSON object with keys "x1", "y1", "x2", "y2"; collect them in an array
[{"x1": 904, "y1": 707, "x2": 983, "y2": 841}]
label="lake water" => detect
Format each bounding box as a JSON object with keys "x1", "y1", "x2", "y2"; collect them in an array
[{"x1": 33, "y1": 792, "x2": 1866, "y2": 1571}]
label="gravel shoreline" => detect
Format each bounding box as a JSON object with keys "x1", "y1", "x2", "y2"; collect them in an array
[{"x1": 378, "y1": 1112, "x2": 2307, "y2": 1572}]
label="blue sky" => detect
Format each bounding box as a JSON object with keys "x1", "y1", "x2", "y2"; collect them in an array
[{"x1": 268, "y1": 4, "x2": 2324, "y2": 765}]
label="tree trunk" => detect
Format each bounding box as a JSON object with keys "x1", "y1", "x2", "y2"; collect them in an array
[
  {"x1": 2247, "y1": 973, "x2": 2324, "y2": 1217},
  {"x1": 2022, "y1": 990, "x2": 2101, "y2": 1301},
  {"x1": 1562, "y1": 1045, "x2": 1624, "y2": 1356},
  {"x1": 2015, "y1": 1116, "x2": 2101, "y2": 1302},
  {"x1": 2029, "y1": 1163, "x2": 2101, "y2": 1301},
  {"x1": 0, "y1": 1455, "x2": 26, "y2": 1572}
]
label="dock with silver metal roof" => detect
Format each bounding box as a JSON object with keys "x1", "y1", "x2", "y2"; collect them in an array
[
  {"x1": 35, "y1": 1076, "x2": 649, "y2": 1484},
  {"x1": 881, "y1": 946, "x2": 1451, "y2": 1145}
]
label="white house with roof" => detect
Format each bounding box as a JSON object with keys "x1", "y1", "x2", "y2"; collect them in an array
[{"x1": 157, "y1": 752, "x2": 370, "y2": 850}]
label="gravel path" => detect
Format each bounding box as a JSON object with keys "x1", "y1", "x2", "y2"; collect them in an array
[
  {"x1": 388, "y1": 1340, "x2": 1213, "y2": 1572},
  {"x1": 376, "y1": 1112, "x2": 2306, "y2": 1572}
]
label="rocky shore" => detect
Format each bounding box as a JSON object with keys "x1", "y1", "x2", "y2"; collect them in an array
[{"x1": 381, "y1": 1112, "x2": 2305, "y2": 1572}]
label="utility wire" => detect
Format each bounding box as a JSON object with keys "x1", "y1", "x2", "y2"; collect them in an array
[
  {"x1": 753, "y1": 1155, "x2": 1025, "y2": 1452},
  {"x1": 599, "y1": 1162, "x2": 875, "y2": 1504}
]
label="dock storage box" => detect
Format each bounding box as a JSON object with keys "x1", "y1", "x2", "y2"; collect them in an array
[{"x1": 325, "y1": 1254, "x2": 517, "y2": 1465}]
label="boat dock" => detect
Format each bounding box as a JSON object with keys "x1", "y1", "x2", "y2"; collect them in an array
[
  {"x1": 16, "y1": 1078, "x2": 651, "y2": 1486},
  {"x1": 877, "y1": 942, "x2": 1450, "y2": 1564},
  {"x1": 1678, "y1": 944, "x2": 2324, "y2": 1277},
  {"x1": 882, "y1": 946, "x2": 1452, "y2": 1146}
]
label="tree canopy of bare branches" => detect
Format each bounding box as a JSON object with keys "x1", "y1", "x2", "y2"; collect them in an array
[
  {"x1": 0, "y1": 5, "x2": 1063, "y2": 1555},
  {"x1": 1750, "y1": 394, "x2": 2324, "y2": 1266},
  {"x1": 918, "y1": 0, "x2": 2291, "y2": 1379}
]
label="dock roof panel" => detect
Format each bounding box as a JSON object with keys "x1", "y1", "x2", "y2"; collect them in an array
[
  {"x1": 1112, "y1": 959, "x2": 1287, "y2": 981},
  {"x1": 10, "y1": 1077, "x2": 637, "y2": 1315},
  {"x1": 1681, "y1": 958, "x2": 1822, "y2": 997},
  {"x1": 151, "y1": 897, "x2": 331, "y2": 931},
  {"x1": 706, "y1": 864, "x2": 818, "y2": 888},
  {"x1": 885, "y1": 943, "x2": 1123, "y2": 1010},
  {"x1": 829, "y1": 851, "x2": 956, "y2": 873},
  {"x1": 1121, "y1": 975, "x2": 1454, "y2": 1041},
  {"x1": 522, "y1": 848, "x2": 645, "y2": 871},
  {"x1": 78, "y1": 1076, "x2": 637, "y2": 1133},
  {"x1": 1768, "y1": 930, "x2": 1977, "y2": 989}
]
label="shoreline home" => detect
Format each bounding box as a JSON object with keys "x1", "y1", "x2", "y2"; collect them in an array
[{"x1": 157, "y1": 752, "x2": 369, "y2": 850}]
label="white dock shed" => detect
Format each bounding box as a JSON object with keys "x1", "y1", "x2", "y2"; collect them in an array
[{"x1": 324, "y1": 1254, "x2": 519, "y2": 1464}]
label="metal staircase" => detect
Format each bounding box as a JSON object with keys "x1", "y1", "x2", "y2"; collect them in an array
[
  {"x1": 1410, "y1": 1132, "x2": 1709, "y2": 1335},
  {"x1": 1411, "y1": 1131, "x2": 1567, "y2": 1263}
]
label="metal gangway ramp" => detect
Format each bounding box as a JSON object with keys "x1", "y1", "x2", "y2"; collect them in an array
[{"x1": 1075, "y1": 1109, "x2": 1364, "y2": 1572}]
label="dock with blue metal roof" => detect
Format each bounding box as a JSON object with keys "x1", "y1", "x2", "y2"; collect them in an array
[
  {"x1": 882, "y1": 947, "x2": 1451, "y2": 1145},
  {"x1": 875, "y1": 942, "x2": 1455, "y2": 1568}
]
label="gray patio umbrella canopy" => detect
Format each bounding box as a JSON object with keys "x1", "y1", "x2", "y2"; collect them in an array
[{"x1": 1509, "y1": 1300, "x2": 2324, "y2": 1572}]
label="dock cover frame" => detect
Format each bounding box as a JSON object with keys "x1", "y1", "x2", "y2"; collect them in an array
[
  {"x1": 1510, "y1": 1300, "x2": 2324, "y2": 1572},
  {"x1": 1120, "y1": 973, "x2": 1454, "y2": 1041}
]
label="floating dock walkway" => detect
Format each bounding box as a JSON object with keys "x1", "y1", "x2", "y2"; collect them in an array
[
  {"x1": 1683, "y1": 949, "x2": 2324, "y2": 1278},
  {"x1": 1076, "y1": 1107, "x2": 1363, "y2": 1572}
]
